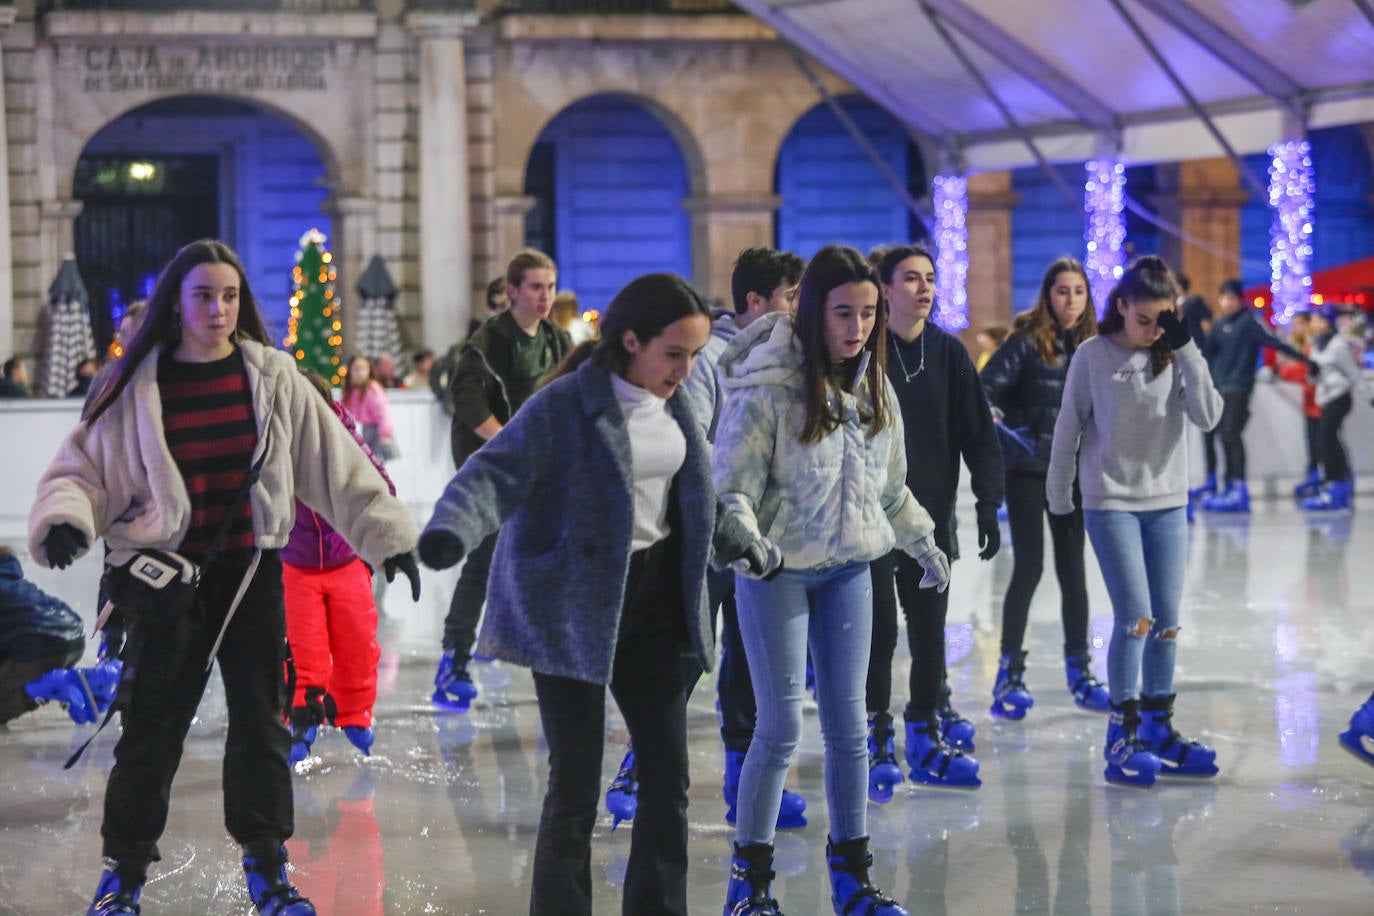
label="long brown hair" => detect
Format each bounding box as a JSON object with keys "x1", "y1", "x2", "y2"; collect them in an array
[
  {"x1": 84, "y1": 239, "x2": 270, "y2": 426},
  {"x1": 1098, "y1": 255, "x2": 1178, "y2": 377},
  {"x1": 1015, "y1": 257, "x2": 1098, "y2": 365},
  {"x1": 546, "y1": 273, "x2": 710, "y2": 384},
  {"x1": 794, "y1": 245, "x2": 891, "y2": 444}
]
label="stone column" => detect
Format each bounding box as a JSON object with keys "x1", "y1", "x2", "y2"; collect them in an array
[
  {"x1": 0, "y1": 3, "x2": 18, "y2": 359},
  {"x1": 325, "y1": 193, "x2": 379, "y2": 352},
  {"x1": 683, "y1": 193, "x2": 780, "y2": 307},
  {"x1": 965, "y1": 171, "x2": 1019, "y2": 339},
  {"x1": 405, "y1": 9, "x2": 478, "y2": 349},
  {"x1": 38, "y1": 197, "x2": 83, "y2": 301},
  {"x1": 1156, "y1": 157, "x2": 1250, "y2": 305},
  {"x1": 492, "y1": 194, "x2": 536, "y2": 282}
]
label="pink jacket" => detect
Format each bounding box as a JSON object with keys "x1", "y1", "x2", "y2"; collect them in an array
[{"x1": 341, "y1": 381, "x2": 395, "y2": 440}]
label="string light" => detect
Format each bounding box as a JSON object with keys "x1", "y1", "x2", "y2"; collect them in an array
[
  {"x1": 1268, "y1": 139, "x2": 1314, "y2": 326},
  {"x1": 1083, "y1": 159, "x2": 1126, "y2": 314},
  {"x1": 931, "y1": 174, "x2": 970, "y2": 331}
]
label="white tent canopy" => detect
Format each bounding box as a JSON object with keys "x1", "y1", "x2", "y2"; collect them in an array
[{"x1": 735, "y1": 0, "x2": 1374, "y2": 172}]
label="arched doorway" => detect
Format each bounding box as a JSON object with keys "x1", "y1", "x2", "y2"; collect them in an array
[
  {"x1": 74, "y1": 96, "x2": 333, "y2": 347},
  {"x1": 774, "y1": 95, "x2": 929, "y2": 261},
  {"x1": 521, "y1": 95, "x2": 694, "y2": 313}
]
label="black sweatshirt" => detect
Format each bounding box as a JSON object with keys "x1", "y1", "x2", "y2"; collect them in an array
[{"x1": 886, "y1": 323, "x2": 1005, "y2": 555}]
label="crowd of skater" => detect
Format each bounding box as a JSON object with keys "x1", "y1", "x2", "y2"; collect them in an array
[{"x1": 6, "y1": 235, "x2": 1373, "y2": 915}]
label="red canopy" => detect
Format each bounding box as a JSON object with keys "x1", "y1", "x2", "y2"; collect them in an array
[{"x1": 1245, "y1": 257, "x2": 1374, "y2": 317}]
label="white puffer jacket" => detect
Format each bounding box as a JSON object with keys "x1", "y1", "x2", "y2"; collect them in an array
[
  {"x1": 711, "y1": 312, "x2": 935, "y2": 570},
  {"x1": 29, "y1": 339, "x2": 417, "y2": 568}
]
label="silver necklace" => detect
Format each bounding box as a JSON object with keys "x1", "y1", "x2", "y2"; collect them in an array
[{"x1": 893, "y1": 329, "x2": 925, "y2": 382}]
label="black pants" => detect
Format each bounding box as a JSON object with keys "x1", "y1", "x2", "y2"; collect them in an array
[
  {"x1": 681, "y1": 567, "x2": 756, "y2": 754},
  {"x1": 1320, "y1": 393, "x2": 1353, "y2": 482},
  {"x1": 1000, "y1": 472, "x2": 1089, "y2": 656},
  {"x1": 1203, "y1": 430, "x2": 1219, "y2": 478},
  {"x1": 441, "y1": 531, "x2": 497, "y2": 661},
  {"x1": 530, "y1": 542, "x2": 690, "y2": 916},
  {"x1": 102, "y1": 550, "x2": 293, "y2": 868},
  {"x1": 1218, "y1": 391, "x2": 1252, "y2": 483},
  {"x1": 867, "y1": 549, "x2": 950, "y2": 720},
  {"x1": 1305, "y1": 415, "x2": 1324, "y2": 476}
]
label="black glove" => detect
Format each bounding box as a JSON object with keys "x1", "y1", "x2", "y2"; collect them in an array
[
  {"x1": 1048, "y1": 508, "x2": 1082, "y2": 542},
  {"x1": 383, "y1": 552, "x2": 421, "y2": 601},
  {"x1": 976, "y1": 506, "x2": 1001, "y2": 560},
  {"x1": 42, "y1": 523, "x2": 86, "y2": 569},
  {"x1": 1156, "y1": 309, "x2": 1191, "y2": 351},
  {"x1": 418, "y1": 529, "x2": 464, "y2": 570}
]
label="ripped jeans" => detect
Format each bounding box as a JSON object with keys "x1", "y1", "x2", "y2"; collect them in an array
[
  {"x1": 1083, "y1": 508, "x2": 1188, "y2": 705},
  {"x1": 733, "y1": 562, "x2": 871, "y2": 847}
]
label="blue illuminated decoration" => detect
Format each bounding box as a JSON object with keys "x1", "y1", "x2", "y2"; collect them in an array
[
  {"x1": 1268, "y1": 140, "x2": 1315, "y2": 326},
  {"x1": 932, "y1": 174, "x2": 969, "y2": 331},
  {"x1": 1083, "y1": 159, "x2": 1126, "y2": 314}
]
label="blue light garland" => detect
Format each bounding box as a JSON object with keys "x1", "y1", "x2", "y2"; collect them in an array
[
  {"x1": 1083, "y1": 159, "x2": 1126, "y2": 314},
  {"x1": 932, "y1": 174, "x2": 969, "y2": 330},
  {"x1": 1268, "y1": 139, "x2": 1314, "y2": 326}
]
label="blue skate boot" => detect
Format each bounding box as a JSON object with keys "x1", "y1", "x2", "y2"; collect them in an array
[
  {"x1": 867, "y1": 712, "x2": 904, "y2": 804},
  {"x1": 1187, "y1": 473, "x2": 1218, "y2": 503},
  {"x1": 288, "y1": 687, "x2": 326, "y2": 767},
  {"x1": 605, "y1": 744, "x2": 637, "y2": 831},
  {"x1": 903, "y1": 716, "x2": 980, "y2": 788},
  {"x1": 723, "y1": 843, "x2": 784, "y2": 916},
  {"x1": 990, "y1": 651, "x2": 1034, "y2": 720},
  {"x1": 1065, "y1": 652, "x2": 1110, "y2": 712},
  {"x1": 242, "y1": 846, "x2": 315, "y2": 915},
  {"x1": 343, "y1": 725, "x2": 374, "y2": 756},
  {"x1": 1137, "y1": 694, "x2": 1218, "y2": 777},
  {"x1": 1304, "y1": 479, "x2": 1353, "y2": 512},
  {"x1": 1293, "y1": 469, "x2": 1323, "y2": 499},
  {"x1": 936, "y1": 686, "x2": 976, "y2": 751},
  {"x1": 1202, "y1": 480, "x2": 1250, "y2": 514},
  {"x1": 1338, "y1": 693, "x2": 1374, "y2": 767},
  {"x1": 1104, "y1": 699, "x2": 1162, "y2": 788},
  {"x1": 724, "y1": 750, "x2": 808, "y2": 828},
  {"x1": 26, "y1": 659, "x2": 122, "y2": 725},
  {"x1": 87, "y1": 859, "x2": 144, "y2": 916},
  {"x1": 826, "y1": 836, "x2": 908, "y2": 915},
  {"x1": 432, "y1": 648, "x2": 479, "y2": 712}
]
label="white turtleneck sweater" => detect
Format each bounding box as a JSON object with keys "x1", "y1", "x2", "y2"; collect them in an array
[{"x1": 610, "y1": 373, "x2": 686, "y2": 551}]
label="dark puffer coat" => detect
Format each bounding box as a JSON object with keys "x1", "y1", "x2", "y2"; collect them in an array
[{"x1": 979, "y1": 327, "x2": 1080, "y2": 475}]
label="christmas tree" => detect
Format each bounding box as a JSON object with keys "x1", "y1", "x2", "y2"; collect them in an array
[{"x1": 284, "y1": 228, "x2": 343, "y2": 384}]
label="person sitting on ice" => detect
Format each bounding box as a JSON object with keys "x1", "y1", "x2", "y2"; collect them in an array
[{"x1": 0, "y1": 545, "x2": 120, "y2": 726}]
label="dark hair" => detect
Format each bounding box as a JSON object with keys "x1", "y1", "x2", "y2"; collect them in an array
[
  {"x1": 1219, "y1": 278, "x2": 1243, "y2": 298},
  {"x1": 411, "y1": 348, "x2": 435, "y2": 366},
  {"x1": 548, "y1": 273, "x2": 711, "y2": 382},
  {"x1": 506, "y1": 249, "x2": 557, "y2": 290},
  {"x1": 731, "y1": 247, "x2": 805, "y2": 316},
  {"x1": 1174, "y1": 271, "x2": 1191, "y2": 293},
  {"x1": 1099, "y1": 255, "x2": 1178, "y2": 376},
  {"x1": 874, "y1": 243, "x2": 935, "y2": 285},
  {"x1": 84, "y1": 239, "x2": 269, "y2": 426},
  {"x1": 485, "y1": 276, "x2": 508, "y2": 311},
  {"x1": 1015, "y1": 257, "x2": 1099, "y2": 365},
  {"x1": 299, "y1": 367, "x2": 334, "y2": 405},
  {"x1": 794, "y1": 245, "x2": 891, "y2": 444},
  {"x1": 2, "y1": 356, "x2": 20, "y2": 379}
]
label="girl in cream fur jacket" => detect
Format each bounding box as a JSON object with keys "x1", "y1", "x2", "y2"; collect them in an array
[{"x1": 30, "y1": 240, "x2": 419, "y2": 916}]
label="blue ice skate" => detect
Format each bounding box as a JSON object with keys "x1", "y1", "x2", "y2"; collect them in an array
[
  {"x1": 605, "y1": 745, "x2": 637, "y2": 831},
  {"x1": 87, "y1": 859, "x2": 143, "y2": 916},
  {"x1": 1138, "y1": 694, "x2": 1218, "y2": 777},
  {"x1": 1339, "y1": 694, "x2": 1374, "y2": 767},
  {"x1": 242, "y1": 846, "x2": 316, "y2": 915},
  {"x1": 432, "y1": 648, "x2": 479, "y2": 712},
  {"x1": 904, "y1": 716, "x2": 980, "y2": 788},
  {"x1": 1065, "y1": 653, "x2": 1110, "y2": 712},
  {"x1": 866, "y1": 713, "x2": 903, "y2": 804},
  {"x1": 990, "y1": 651, "x2": 1034, "y2": 720},
  {"x1": 1104, "y1": 700, "x2": 1161, "y2": 788},
  {"x1": 724, "y1": 750, "x2": 808, "y2": 828},
  {"x1": 1201, "y1": 481, "x2": 1250, "y2": 514},
  {"x1": 723, "y1": 843, "x2": 784, "y2": 916},
  {"x1": 26, "y1": 660, "x2": 121, "y2": 725},
  {"x1": 826, "y1": 836, "x2": 908, "y2": 915},
  {"x1": 936, "y1": 686, "x2": 976, "y2": 751},
  {"x1": 343, "y1": 725, "x2": 374, "y2": 756}
]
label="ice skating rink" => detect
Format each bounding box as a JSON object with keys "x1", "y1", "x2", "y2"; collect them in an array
[{"x1": 2, "y1": 497, "x2": 1372, "y2": 915}]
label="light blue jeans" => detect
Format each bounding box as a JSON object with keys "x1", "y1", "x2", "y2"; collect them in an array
[
  {"x1": 1084, "y1": 508, "x2": 1188, "y2": 705},
  {"x1": 733, "y1": 562, "x2": 871, "y2": 846}
]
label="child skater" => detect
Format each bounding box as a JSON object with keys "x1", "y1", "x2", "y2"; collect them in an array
[
  {"x1": 980, "y1": 257, "x2": 1107, "y2": 719},
  {"x1": 29, "y1": 239, "x2": 421, "y2": 916},
  {"x1": 418, "y1": 273, "x2": 760, "y2": 916},
  {"x1": 1046, "y1": 256, "x2": 1223, "y2": 788},
  {"x1": 714, "y1": 244, "x2": 948, "y2": 915},
  {"x1": 1302, "y1": 305, "x2": 1364, "y2": 512},
  {"x1": 282, "y1": 370, "x2": 396, "y2": 765}
]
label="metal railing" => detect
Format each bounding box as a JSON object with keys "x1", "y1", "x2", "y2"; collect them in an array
[
  {"x1": 40, "y1": 0, "x2": 378, "y2": 13},
  {"x1": 492, "y1": 0, "x2": 739, "y2": 14}
]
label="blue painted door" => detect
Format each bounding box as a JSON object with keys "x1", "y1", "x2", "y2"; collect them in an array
[
  {"x1": 775, "y1": 96, "x2": 925, "y2": 261},
  {"x1": 526, "y1": 96, "x2": 692, "y2": 314}
]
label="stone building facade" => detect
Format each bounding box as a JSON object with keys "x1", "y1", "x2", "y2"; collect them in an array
[{"x1": 0, "y1": 0, "x2": 1368, "y2": 362}]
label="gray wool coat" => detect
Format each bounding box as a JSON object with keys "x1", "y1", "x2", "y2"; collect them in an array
[{"x1": 423, "y1": 357, "x2": 753, "y2": 685}]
